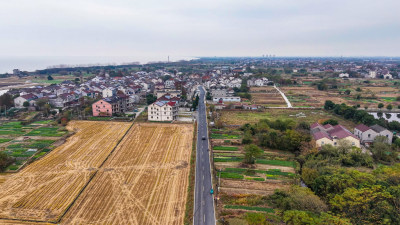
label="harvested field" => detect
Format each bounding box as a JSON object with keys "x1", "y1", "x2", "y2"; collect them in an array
[
  {"x1": 62, "y1": 123, "x2": 194, "y2": 225},
  {"x1": 220, "y1": 179, "x2": 289, "y2": 195},
  {"x1": 220, "y1": 109, "x2": 356, "y2": 129},
  {"x1": 0, "y1": 121, "x2": 131, "y2": 223},
  {"x1": 250, "y1": 87, "x2": 286, "y2": 107},
  {"x1": 281, "y1": 86, "x2": 346, "y2": 107}
]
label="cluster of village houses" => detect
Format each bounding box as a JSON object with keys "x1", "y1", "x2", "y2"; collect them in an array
[
  {"x1": 311, "y1": 122, "x2": 393, "y2": 148},
  {"x1": 10, "y1": 66, "x2": 264, "y2": 121},
  {"x1": 11, "y1": 70, "x2": 199, "y2": 119},
  {"x1": 8, "y1": 63, "x2": 397, "y2": 145}
]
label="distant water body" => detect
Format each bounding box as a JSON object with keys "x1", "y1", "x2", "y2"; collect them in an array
[{"x1": 0, "y1": 56, "x2": 196, "y2": 74}]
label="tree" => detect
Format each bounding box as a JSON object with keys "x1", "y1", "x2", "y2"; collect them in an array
[
  {"x1": 330, "y1": 185, "x2": 396, "y2": 225},
  {"x1": 356, "y1": 87, "x2": 362, "y2": 92},
  {"x1": 23, "y1": 101, "x2": 30, "y2": 108},
  {"x1": 378, "y1": 103, "x2": 384, "y2": 109},
  {"x1": 0, "y1": 152, "x2": 14, "y2": 172},
  {"x1": 0, "y1": 93, "x2": 13, "y2": 107},
  {"x1": 146, "y1": 94, "x2": 157, "y2": 105},
  {"x1": 36, "y1": 98, "x2": 48, "y2": 110},
  {"x1": 242, "y1": 131, "x2": 253, "y2": 144},
  {"x1": 387, "y1": 104, "x2": 393, "y2": 110},
  {"x1": 243, "y1": 144, "x2": 263, "y2": 164},
  {"x1": 322, "y1": 119, "x2": 338, "y2": 126},
  {"x1": 371, "y1": 136, "x2": 397, "y2": 163},
  {"x1": 324, "y1": 100, "x2": 335, "y2": 110},
  {"x1": 245, "y1": 213, "x2": 267, "y2": 225},
  {"x1": 47, "y1": 75, "x2": 54, "y2": 80},
  {"x1": 344, "y1": 89, "x2": 351, "y2": 95},
  {"x1": 206, "y1": 92, "x2": 212, "y2": 100}
]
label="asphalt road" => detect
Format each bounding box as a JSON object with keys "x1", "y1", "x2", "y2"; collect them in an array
[{"x1": 193, "y1": 86, "x2": 216, "y2": 225}]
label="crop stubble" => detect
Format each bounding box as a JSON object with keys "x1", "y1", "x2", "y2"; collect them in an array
[
  {"x1": 0, "y1": 121, "x2": 131, "y2": 223},
  {"x1": 61, "y1": 123, "x2": 194, "y2": 225}
]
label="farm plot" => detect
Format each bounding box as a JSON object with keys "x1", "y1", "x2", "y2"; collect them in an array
[
  {"x1": 0, "y1": 121, "x2": 131, "y2": 223},
  {"x1": 250, "y1": 87, "x2": 286, "y2": 107},
  {"x1": 280, "y1": 86, "x2": 346, "y2": 107},
  {"x1": 220, "y1": 109, "x2": 356, "y2": 128},
  {"x1": 62, "y1": 123, "x2": 194, "y2": 225}
]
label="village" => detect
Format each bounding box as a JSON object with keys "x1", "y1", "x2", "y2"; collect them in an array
[{"x1": 1, "y1": 57, "x2": 400, "y2": 224}]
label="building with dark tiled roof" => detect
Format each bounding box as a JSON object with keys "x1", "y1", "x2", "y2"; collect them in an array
[
  {"x1": 311, "y1": 122, "x2": 360, "y2": 148},
  {"x1": 354, "y1": 124, "x2": 393, "y2": 145}
]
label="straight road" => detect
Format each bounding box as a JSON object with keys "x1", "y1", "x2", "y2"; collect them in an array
[{"x1": 193, "y1": 86, "x2": 216, "y2": 225}]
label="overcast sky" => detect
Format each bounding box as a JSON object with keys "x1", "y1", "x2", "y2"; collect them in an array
[{"x1": 1, "y1": 0, "x2": 400, "y2": 58}]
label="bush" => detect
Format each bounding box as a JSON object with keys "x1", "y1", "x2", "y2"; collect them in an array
[{"x1": 322, "y1": 119, "x2": 338, "y2": 126}]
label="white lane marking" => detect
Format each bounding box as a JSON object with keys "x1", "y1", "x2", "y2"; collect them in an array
[{"x1": 204, "y1": 214, "x2": 205, "y2": 222}]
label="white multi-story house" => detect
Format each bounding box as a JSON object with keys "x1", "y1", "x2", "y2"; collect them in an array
[
  {"x1": 102, "y1": 87, "x2": 116, "y2": 98},
  {"x1": 148, "y1": 101, "x2": 178, "y2": 121},
  {"x1": 354, "y1": 124, "x2": 393, "y2": 145},
  {"x1": 368, "y1": 71, "x2": 377, "y2": 78},
  {"x1": 383, "y1": 73, "x2": 393, "y2": 80}
]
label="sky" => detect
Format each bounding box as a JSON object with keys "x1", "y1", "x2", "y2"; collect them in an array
[{"x1": 0, "y1": 0, "x2": 400, "y2": 58}]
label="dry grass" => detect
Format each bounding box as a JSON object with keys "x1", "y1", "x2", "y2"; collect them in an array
[{"x1": 250, "y1": 87, "x2": 286, "y2": 106}]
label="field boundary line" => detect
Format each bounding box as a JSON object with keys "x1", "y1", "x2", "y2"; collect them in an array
[{"x1": 184, "y1": 121, "x2": 197, "y2": 225}]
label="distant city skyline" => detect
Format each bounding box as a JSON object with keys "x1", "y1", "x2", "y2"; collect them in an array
[{"x1": 1, "y1": 0, "x2": 400, "y2": 60}]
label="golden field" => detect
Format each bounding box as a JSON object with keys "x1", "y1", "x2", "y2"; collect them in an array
[
  {"x1": 62, "y1": 123, "x2": 193, "y2": 225},
  {"x1": 0, "y1": 121, "x2": 131, "y2": 223},
  {"x1": 0, "y1": 121, "x2": 194, "y2": 225}
]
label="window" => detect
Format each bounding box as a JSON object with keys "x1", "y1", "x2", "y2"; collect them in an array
[
  {"x1": 386, "y1": 135, "x2": 389, "y2": 137},
  {"x1": 352, "y1": 142, "x2": 355, "y2": 146},
  {"x1": 334, "y1": 142, "x2": 337, "y2": 146},
  {"x1": 368, "y1": 134, "x2": 371, "y2": 138},
  {"x1": 321, "y1": 141, "x2": 324, "y2": 145}
]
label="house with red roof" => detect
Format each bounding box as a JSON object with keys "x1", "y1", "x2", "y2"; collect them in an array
[
  {"x1": 147, "y1": 94, "x2": 179, "y2": 121},
  {"x1": 311, "y1": 122, "x2": 360, "y2": 148},
  {"x1": 14, "y1": 94, "x2": 38, "y2": 108}
]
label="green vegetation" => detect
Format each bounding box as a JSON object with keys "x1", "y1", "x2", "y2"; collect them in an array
[
  {"x1": 244, "y1": 144, "x2": 263, "y2": 164},
  {"x1": 210, "y1": 133, "x2": 241, "y2": 139},
  {"x1": 224, "y1": 205, "x2": 274, "y2": 213},
  {"x1": 0, "y1": 138, "x2": 12, "y2": 143},
  {"x1": 219, "y1": 172, "x2": 244, "y2": 179},
  {"x1": 32, "y1": 120, "x2": 53, "y2": 124},
  {"x1": 256, "y1": 159, "x2": 296, "y2": 168},
  {"x1": 26, "y1": 127, "x2": 67, "y2": 137},
  {"x1": 212, "y1": 146, "x2": 239, "y2": 151},
  {"x1": 214, "y1": 157, "x2": 243, "y2": 162},
  {"x1": 324, "y1": 100, "x2": 400, "y2": 132}
]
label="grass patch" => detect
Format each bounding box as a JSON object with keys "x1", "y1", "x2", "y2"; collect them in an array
[
  {"x1": 32, "y1": 120, "x2": 53, "y2": 124},
  {"x1": 224, "y1": 205, "x2": 274, "y2": 213},
  {"x1": 210, "y1": 133, "x2": 241, "y2": 139},
  {"x1": 245, "y1": 177, "x2": 265, "y2": 181},
  {"x1": 219, "y1": 172, "x2": 244, "y2": 179},
  {"x1": 26, "y1": 127, "x2": 67, "y2": 137},
  {"x1": 213, "y1": 146, "x2": 239, "y2": 151},
  {"x1": 214, "y1": 157, "x2": 243, "y2": 162},
  {"x1": 256, "y1": 159, "x2": 296, "y2": 168}
]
